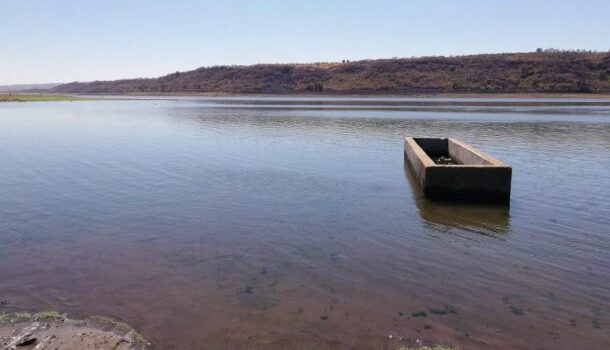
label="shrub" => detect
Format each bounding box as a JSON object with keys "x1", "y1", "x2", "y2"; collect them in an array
[{"x1": 305, "y1": 82, "x2": 324, "y2": 92}]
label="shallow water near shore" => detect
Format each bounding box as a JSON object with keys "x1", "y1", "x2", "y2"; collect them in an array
[{"x1": 1, "y1": 97, "x2": 609, "y2": 349}]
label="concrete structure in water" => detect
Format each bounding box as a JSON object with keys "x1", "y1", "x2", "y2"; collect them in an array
[{"x1": 404, "y1": 137, "x2": 512, "y2": 202}]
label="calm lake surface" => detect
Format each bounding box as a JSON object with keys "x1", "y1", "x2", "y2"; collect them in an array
[{"x1": 1, "y1": 97, "x2": 609, "y2": 350}]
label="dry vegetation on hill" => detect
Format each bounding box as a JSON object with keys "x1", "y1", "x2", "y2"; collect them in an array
[{"x1": 52, "y1": 51, "x2": 610, "y2": 94}]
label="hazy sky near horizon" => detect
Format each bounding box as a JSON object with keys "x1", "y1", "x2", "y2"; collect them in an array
[{"x1": 1, "y1": 0, "x2": 609, "y2": 85}]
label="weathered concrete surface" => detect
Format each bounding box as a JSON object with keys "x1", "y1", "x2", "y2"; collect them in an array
[
  {"x1": 404, "y1": 137, "x2": 512, "y2": 202},
  {"x1": 403, "y1": 137, "x2": 433, "y2": 190}
]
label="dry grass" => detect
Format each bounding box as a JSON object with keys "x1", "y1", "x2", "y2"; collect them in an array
[{"x1": 0, "y1": 93, "x2": 89, "y2": 102}]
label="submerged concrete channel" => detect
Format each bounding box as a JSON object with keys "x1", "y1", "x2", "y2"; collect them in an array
[{"x1": 404, "y1": 137, "x2": 512, "y2": 202}]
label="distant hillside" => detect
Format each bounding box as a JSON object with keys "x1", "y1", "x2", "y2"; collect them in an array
[
  {"x1": 0, "y1": 82, "x2": 61, "y2": 92},
  {"x1": 52, "y1": 51, "x2": 610, "y2": 95}
]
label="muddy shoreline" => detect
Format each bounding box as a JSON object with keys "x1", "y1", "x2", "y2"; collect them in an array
[{"x1": 0, "y1": 312, "x2": 148, "y2": 350}]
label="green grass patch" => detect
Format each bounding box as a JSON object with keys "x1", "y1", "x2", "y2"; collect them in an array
[
  {"x1": 0, "y1": 311, "x2": 65, "y2": 323},
  {"x1": 33, "y1": 310, "x2": 67, "y2": 320},
  {"x1": 89, "y1": 315, "x2": 148, "y2": 346},
  {"x1": 0, "y1": 311, "x2": 34, "y2": 323},
  {"x1": 0, "y1": 93, "x2": 91, "y2": 102},
  {"x1": 13, "y1": 312, "x2": 32, "y2": 319}
]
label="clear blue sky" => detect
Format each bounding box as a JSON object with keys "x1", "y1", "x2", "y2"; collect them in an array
[{"x1": 1, "y1": 0, "x2": 609, "y2": 85}]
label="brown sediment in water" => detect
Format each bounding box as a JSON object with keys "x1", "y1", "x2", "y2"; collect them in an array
[{"x1": 0, "y1": 312, "x2": 148, "y2": 350}]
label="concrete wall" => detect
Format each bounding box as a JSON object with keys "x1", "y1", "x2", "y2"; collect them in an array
[
  {"x1": 404, "y1": 137, "x2": 512, "y2": 202},
  {"x1": 404, "y1": 137, "x2": 433, "y2": 189},
  {"x1": 425, "y1": 165, "x2": 512, "y2": 201},
  {"x1": 448, "y1": 139, "x2": 507, "y2": 166}
]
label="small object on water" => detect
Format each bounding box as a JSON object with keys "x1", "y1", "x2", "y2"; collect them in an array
[
  {"x1": 429, "y1": 305, "x2": 457, "y2": 315},
  {"x1": 404, "y1": 137, "x2": 512, "y2": 202},
  {"x1": 592, "y1": 319, "x2": 601, "y2": 329},
  {"x1": 509, "y1": 305, "x2": 525, "y2": 315},
  {"x1": 320, "y1": 315, "x2": 328, "y2": 320}
]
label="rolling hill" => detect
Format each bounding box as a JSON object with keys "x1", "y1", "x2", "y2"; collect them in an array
[{"x1": 51, "y1": 51, "x2": 610, "y2": 95}]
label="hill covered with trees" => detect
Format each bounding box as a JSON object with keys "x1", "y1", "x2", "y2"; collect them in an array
[{"x1": 51, "y1": 51, "x2": 610, "y2": 95}]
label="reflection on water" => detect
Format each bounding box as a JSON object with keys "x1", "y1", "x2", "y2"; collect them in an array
[
  {"x1": 0, "y1": 97, "x2": 609, "y2": 350},
  {"x1": 403, "y1": 164, "x2": 510, "y2": 235}
]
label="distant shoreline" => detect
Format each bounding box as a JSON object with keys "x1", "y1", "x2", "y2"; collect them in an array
[
  {"x1": 0, "y1": 93, "x2": 92, "y2": 102},
  {"x1": 74, "y1": 92, "x2": 610, "y2": 100},
  {"x1": 3, "y1": 92, "x2": 610, "y2": 102}
]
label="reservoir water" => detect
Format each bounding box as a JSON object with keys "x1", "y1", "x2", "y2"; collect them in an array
[{"x1": 0, "y1": 97, "x2": 609, "y2": 349}]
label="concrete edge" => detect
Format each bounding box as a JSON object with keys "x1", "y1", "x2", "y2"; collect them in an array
[
  {"x1": 448, "y1": 138, "x2": 509, "y2": 167},
  {"x1": 430, "y1": 164, "x2": 512, "y2": 169},
  {"x1": 404, "y1": 137, "x2": 435, "y2": 167}
]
